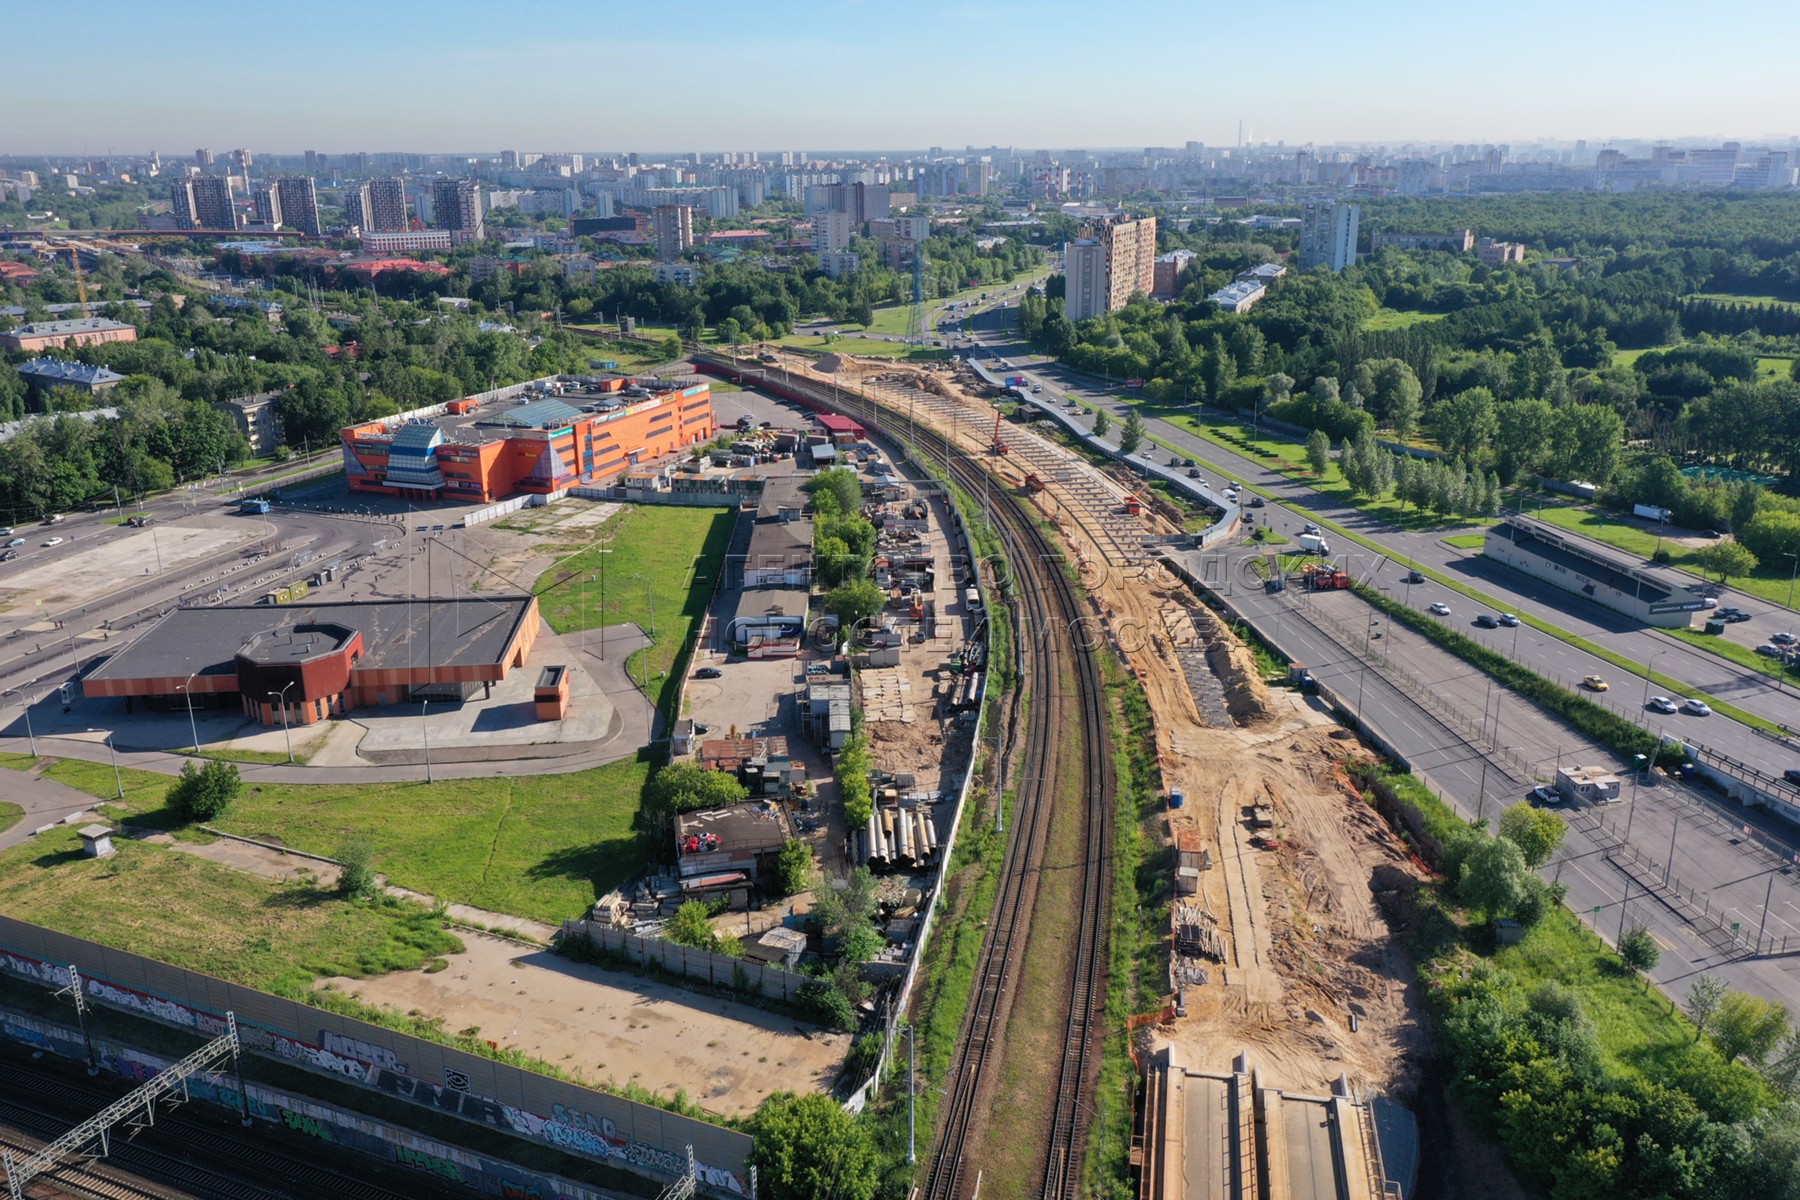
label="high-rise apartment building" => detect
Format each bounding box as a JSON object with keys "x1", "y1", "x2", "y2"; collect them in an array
[
  {"x1": 813, "y1": 210, "x2": 851, "y2": 255},
  {"x1": 653, "y1": 204, "x2": 693, "y2": 261},
  {"x1": 231, "y1": 148, "x2": 253, "y2": 173},
  {"x1": 173, "y1": 175, "x2": 237, "y2": 230},
  {"x1": 274, "y1": 177, "x2": 321, "y2": 237},
  {"x1": 1061, "y1": 216, "x2": 1157, "y2": 322},
  {"x1": 431, "y1": 179, "x2": 485, "y2": 243},
  {"x1": 195, "y1": 148, "x2": 214, "y2": 168},
  {"x1": 1298, "y1": 201, "x2": 1359, "y2": 273},
  {"x1": 1063, "y1": 237, "x2": 1108, "y2": 323},
  {"x1": 353, "y1": 178, "x2": 409, "y2": 232},
  {"x1": 251, "y1": 184, "x2": 282, "y2": 227}
]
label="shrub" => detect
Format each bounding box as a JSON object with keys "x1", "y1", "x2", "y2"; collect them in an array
[
  {"x1": 336, "y1": 835, "x2": 379, "y2": 900},
  {"x1": 166, "y1": 760, "x2": 241, "y2": 823}
]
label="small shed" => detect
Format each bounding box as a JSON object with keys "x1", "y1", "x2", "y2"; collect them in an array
[
  {"x1": 745, "y1": 926, "x2": 808, "y2": 968},
  {"x1": 534, "y1": 665, "x2": 570, "y2": 720},
  {"x1": 77, "y1": 825, "x2": 116, "y2": 859},
  {"x1": 1556, "y1": 765, "x2": 1622, "y2": 805}
]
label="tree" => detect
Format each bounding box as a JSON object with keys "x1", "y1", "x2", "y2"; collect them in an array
[
  {"x1": 640, "y1": 761, "x2": 748, "y2": 840},
  {"x1": 167, "y1": 759, "x2": 241, "y2": 823},
  {"x1": 1618, "y1": 923, "x2": 1660, "y2": 981},
  {"x1": 825, "y1": 580, "x2": 885, "y2": 633},
  {"x1": 748, "y1": 1092, "x2": 879, "y2": 1200},
  {"x1": 1118, "y1": 410, "x2": 1146, "y2": 455},
  {"x1": 1456, "y1": 834, "x2": 1532, "y2": 919},
  {"x1": 776, "y1": 839, "x2": 813, "y2": 896},
  {"x1": 1684, "y1": 973, "x2": 1727, "y2": 1041},
  {"x1": 1304, "y1": 428, "x2": 1331, "y2": 476},
  {"x1": 1091, "y1": 408, "x2": 1110, "y2": 439},
  {"x1": 666, "y1": 898, "x2": 742, "y2": 957},
  {"x1": 1712, "y1": 991, "x2": 1792, "y2": 1066},
  {"x1": 805, "y1": 467, "x2": 862, "y2": 519},
  {"x1": 1697, "y1": 538, "x2": 1758, "y2": 584},
  {"x1": 1550, "y1": 402, "x2": 1626, "y2": 486},
  {"x1": 1433, "y1": 387, "x2": 1499, "y2": 461},
  {"x1": 1370, "y1": 359, "x2": 1424, "y2": 440},
  {"x1": 1493, "y1": 397, "x2": 1556, "y2": 485},
  {"x1": 1497, "y1": 802, "x2": 1567, "y2": 868}
]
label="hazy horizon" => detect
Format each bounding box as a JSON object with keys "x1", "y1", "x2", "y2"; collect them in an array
[{"x1": 3, "y1": 0, "x2": 1797, "y2": 156}]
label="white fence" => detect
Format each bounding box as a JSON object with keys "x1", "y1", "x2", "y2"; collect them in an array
[
  {"x1": 562, "y1": 919, "x2": 811, "y2": 1002},
  {"x1": 462, "y1": 487, "x2": 572, "y2": 527}
]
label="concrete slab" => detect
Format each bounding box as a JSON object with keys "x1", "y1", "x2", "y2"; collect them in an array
[{"x1": 0, "y1": 519, "x2": 259, "y2": 614}]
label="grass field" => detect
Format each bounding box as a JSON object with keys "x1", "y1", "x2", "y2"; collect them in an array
[
  {"x1": 1362, "y1": 308, "x2": 1448, "y2": 331},
  {"x1": 1443, "y1": 533, "x2": 1488, "y2": 549},
  {"x1": 0, "y1": 752, "x2": 37, "y2": 771},
  {"x1": 559, "y1": 330, "x2": 676, "y2": 371},
  {"x1": 0, "y1": 802, "x2": 20, "y2": 834},
  {"x1": 0, "y1": 828, "x2": 461, "y2": 997},
  {"x1": 1151, "y1": 412, "x2": 1488, "y2": 532},
  {"x1": 530, "y1": 504, "x2": 736, "y2": 721},
  {"x1": 1686, "y1": 292, "x2": 1800, "y2": 310},
  {"x1": 33, "y1": 750, "x2": 656, "y2": 924},
  {"x1": 1757, "y1": 356, "x2": 1795, "y2": 381},
  {"x1": 1529, "y1": 504, "x2": 1800, "y2": 611}
]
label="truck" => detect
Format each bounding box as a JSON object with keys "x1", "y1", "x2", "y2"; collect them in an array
[
  {"x1": 1004, "y1": 375, "x2": 1027, "y2": 387},
  {"x1": 1633, "y1": 503, "x2": 1673, "y2": 524},
  {"x1": 1296, "y1": 532, "x2": 1331, "y2": 555},
  {"x1": 240, "y1": 498, "x2": 272, "y2": 515}
]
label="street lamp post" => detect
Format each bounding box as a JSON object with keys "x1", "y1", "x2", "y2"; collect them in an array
[
  {"x1": 270, "y1": 681, "x2": 297, "y2": 764},
  {"x1": 1785, "y1": 552, "x2": 1798, "y2": 619},
  {"x1": 420, "y1": 699, "x2": 433, "y2": 785},
  {"x1": 90, "y1": 729, "x2": 123, "y2": 799},
  {"x1": 4, "y1": 683, "x2": 37, "y2": 757},
  {"x1": 180, "y1": 671, "x2": 200, "y2": 754},
  {"x1": 1642, "y1": 651, "x2": 1666, "y2": 710}
]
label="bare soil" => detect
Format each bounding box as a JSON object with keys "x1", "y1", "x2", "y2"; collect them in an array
[{"x1": 317, "y1": 930, "x2": 850, "y2": 1120}]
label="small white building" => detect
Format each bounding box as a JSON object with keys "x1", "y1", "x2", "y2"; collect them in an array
[{"x1": 1556, "y1": 765, "x2": 1622, "y2": 805}]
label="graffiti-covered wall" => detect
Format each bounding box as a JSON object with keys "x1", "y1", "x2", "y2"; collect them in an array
[
  {"x1": 0, "y1": 917, "x2": 751, "y2": 1197},
  {"x1": 0, "y1": 1006, "x2": 622, "y2": 1200}
]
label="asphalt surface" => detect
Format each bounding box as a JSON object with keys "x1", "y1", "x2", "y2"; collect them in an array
[
  {"x1": 1177, "y1": 542, "x2": 1800, "y2": 1010},
  {"x1": 960, "y1": 307, "x2": 1800, "y2": 793}
]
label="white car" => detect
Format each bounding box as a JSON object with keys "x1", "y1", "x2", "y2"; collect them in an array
[
  {"x1": 1647, "y1": 696, "x2": 1679, "y2": 714},
  {"x1": 1682, "y1": 698, "x2": 1713, "y2": 716},
  {"x1": 1499, "y1": 613, "x2": 1520, "y2": 627},
  {"x1": 1429, "y1": 602, "x2": 1451, "y2": 616},
  {"x1": 41, "y1": 537, "x2": 63, "y2": 547},
  {"x1": 4, "y1": 538, "x2": 21, "y2": 548},
  {"x1": 0, "y1": 527, "x2": 11, "y2": 537}
]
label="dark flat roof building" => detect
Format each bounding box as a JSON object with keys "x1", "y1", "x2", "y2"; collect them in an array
[{"x1": 84, "y1": 595, "x2": 541, "y2": 727}]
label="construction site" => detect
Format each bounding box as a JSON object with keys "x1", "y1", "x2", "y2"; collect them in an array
[{"x1": 752, "y1": 348, "x2": 1433, "y2": 1199}]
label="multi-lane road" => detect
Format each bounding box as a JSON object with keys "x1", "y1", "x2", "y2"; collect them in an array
[{"x1": 957, "y1": 304, "x2": 1800, "y2": 795}]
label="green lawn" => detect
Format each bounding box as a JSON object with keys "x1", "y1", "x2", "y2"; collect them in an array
[
  {"x1": 1443, "y1": 533, "x2": 1488, "y2": 549},
  {"x1": 1668, "y1": 628, "x2": 1796, "y2": 682},
  {"x1": 37, "y1": 753, "x2": 656, "y2": 924},
  {"x1": 559, "y1": 330, "x2": 675, "y2": 371},
  {"x1": 1686, "y1": 292, "x2": 1800, "y2": 311},
  {"x1": 1361, "y1": 308, "x2": 1448, "y2": 331},
  {"x1": 0, "y1": 828, "x2": 461, "y2": 998},
  {"x1": 1530, "y1": 504, "x2": 1800, "y2": 610},
  {"x1": 1494, "y1": 905, "x2": 1755, "y2": 1094},
  {"x1": 1757, "y1": 356, "x2": 1795, "y2": 381},
  {"x1": 0, "y1": 752, "x2": 38, "y2": 771},
  {"x1": 1151, "y1": 412, "x2": 1489, "y2": 533},
  {"x1": 530, "y1": 504, "x2": 736, "y2": 723},
  {"x1": 0, "y1": 802, "x2": 21, "y2": 835}
]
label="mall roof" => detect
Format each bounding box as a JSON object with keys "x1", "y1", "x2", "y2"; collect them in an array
[{"x1": 86, "y1": 596, "x2": 537, "y2": 685}]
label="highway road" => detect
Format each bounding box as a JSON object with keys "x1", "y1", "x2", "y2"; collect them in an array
[
  {"x1": 1173, "y1": 542, "x2": 1800, "y2": 1012},
  {"x1": 959, "y1": 305, "x2": 1800, "y2": 794}
]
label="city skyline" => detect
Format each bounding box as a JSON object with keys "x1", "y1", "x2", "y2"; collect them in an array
[{"x1": 3, "y1": 0, "x2": 1796, "y2": 155}]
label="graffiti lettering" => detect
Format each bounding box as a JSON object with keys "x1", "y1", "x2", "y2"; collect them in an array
[
  {"x1": 500, "y1": 1181, "x2": 546, "y2": 1200},
  {"x1": 395, "y1": 1144, "x2": 465, "y2": 1183},
  {"x1": 0, "y1": 950, "x2": 70, "y2": 989},
  {"x1": 321, "y1": 1030, "x2": 407, "y2": 1074},
  {"x1": 269, "y1": 1033, "x2": 372, "y2": 1082},
  {"x1": 280, "y1": 1107, "x2": 336, "y2": 1142},
  {"x1": 373, "y1": 1068, "x2": 510, "y2": 1128},
  {"x1": 83, "y1": 979, "x2": 200, "y2": 1031}
]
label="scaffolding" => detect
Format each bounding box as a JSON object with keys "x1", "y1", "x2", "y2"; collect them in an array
[{"x1": 3, "y1": 988, "x2": 247, "y2": 1200}]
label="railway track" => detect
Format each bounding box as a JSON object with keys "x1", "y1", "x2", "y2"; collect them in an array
[
  {"x1": 711, "y1": 352, "x2": 1117, "y2": 1199},
  {"x1": 0, "y1": 1056, "x2": 455, "y2": 1200}
]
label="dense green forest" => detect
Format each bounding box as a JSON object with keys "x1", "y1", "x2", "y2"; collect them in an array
[{"x1": 1021, "y1": 192, "x2": 1800, "y2": 543}]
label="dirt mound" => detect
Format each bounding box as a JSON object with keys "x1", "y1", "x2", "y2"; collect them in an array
[{"x1": 813, "y1": 353, "x2": 846, "y2": 375}]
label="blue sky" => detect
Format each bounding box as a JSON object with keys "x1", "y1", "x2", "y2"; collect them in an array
[{"x1": 5, "y1": 0, "x2": 1796, "y2": 154}]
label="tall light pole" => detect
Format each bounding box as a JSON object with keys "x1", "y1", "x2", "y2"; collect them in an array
[
  {"x1": 420, "y1": 698, "x2": 433, "y2": 785},
  {"x1": 270, "y1": 681, "x2": 297, "y2": 764},
  {"x1": 88, "y1": 728, "x2": 123, "y2": 799},
  {"x1": 1785, "y1": 552, "x2": 1798, "y2": 620},
  {"x1": 4, "y1": 683, "x2": 37, "y2": 757},
  {"x1": 180, "y1": 671, "x2": 200, "y2": 753},
  {"x1": 1642, "y1": 651, "x2": 1666, "y2": 711}
]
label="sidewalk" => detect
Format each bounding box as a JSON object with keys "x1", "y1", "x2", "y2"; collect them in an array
[{"x1": 0, "y1": 624, "x2": 660, "y2": 788}]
